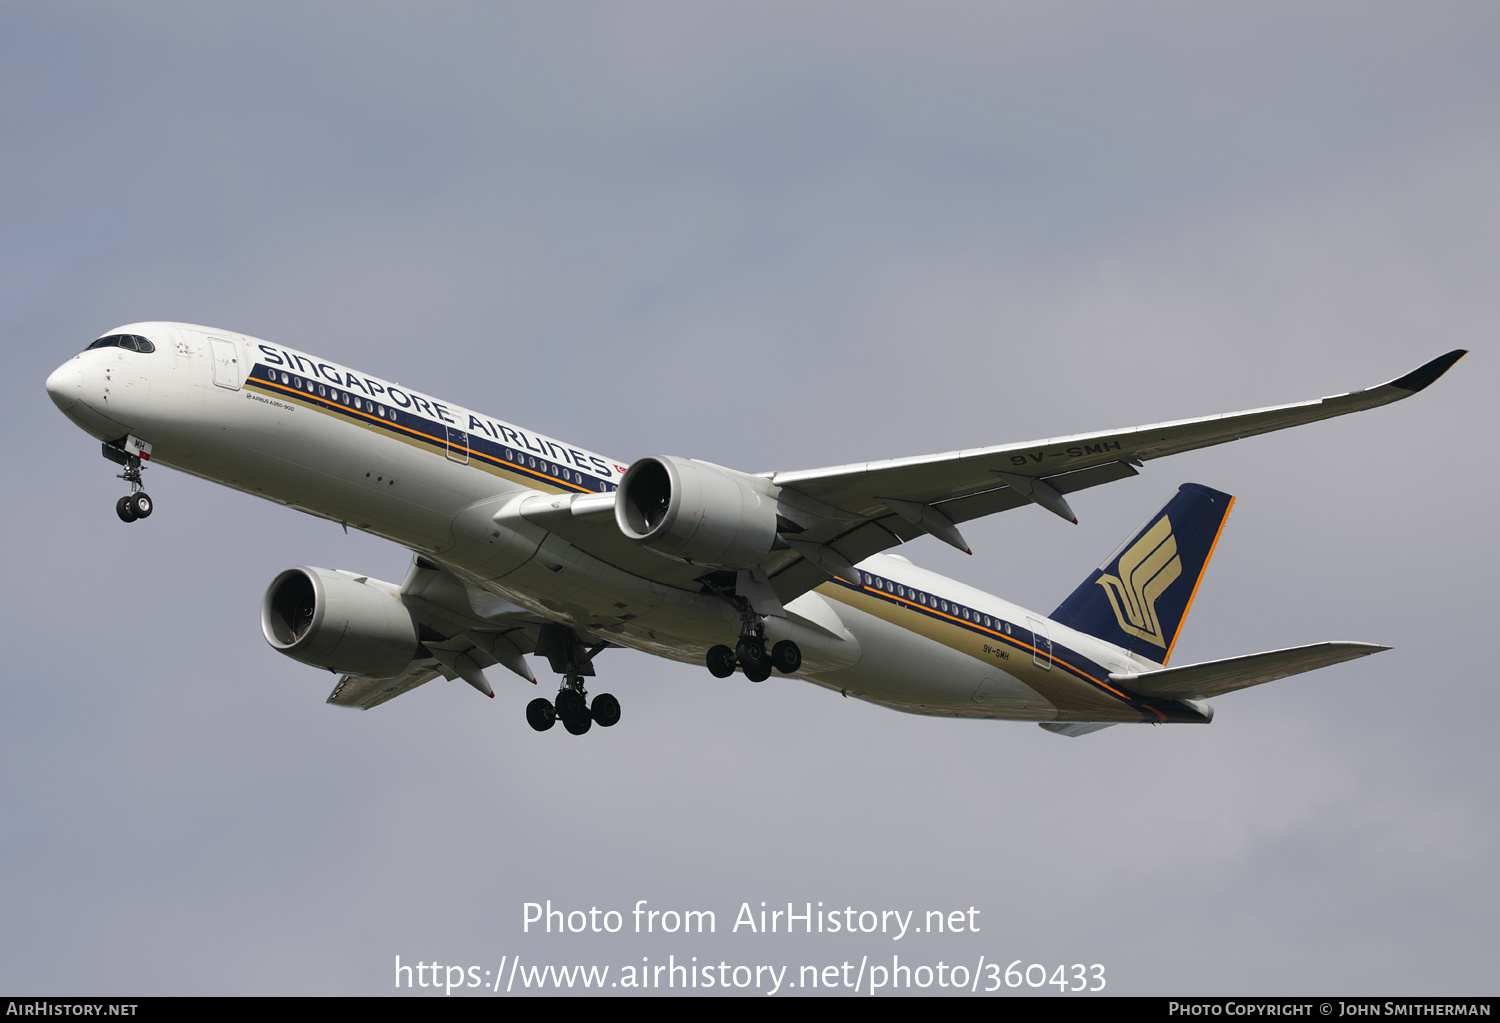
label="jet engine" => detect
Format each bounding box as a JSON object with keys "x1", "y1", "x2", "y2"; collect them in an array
[
  {"x1": 261, "y1": 567, "x2": 419, "y2": 678},
  {"x1": 615, "y1": 455, "x2": 779, "y2": 570}
]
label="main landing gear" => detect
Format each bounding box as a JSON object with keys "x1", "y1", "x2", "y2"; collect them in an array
[
  {"x1": 102, "y1": 439, "x2": 153, "y2": 523},
  {"x1": 525, "y1": 624, "x2": 620, "y2": 735},
  {"x1": 704, "y1": 590, "x2": 803, "y2": 682},
  {"x1": 706, "y1": 635, "x2": 802, "y2": 683},
  {"x1": 526, "y1": 683, "x2": 621, "y2": 735}
]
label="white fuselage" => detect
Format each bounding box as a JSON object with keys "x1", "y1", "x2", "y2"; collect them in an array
[{"x1": 46, "y1": 322, "x2": 1195, "y2": 726}]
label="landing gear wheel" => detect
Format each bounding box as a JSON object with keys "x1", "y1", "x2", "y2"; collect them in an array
[
  {"x1": 735, "y1": 635, "x2": 766, "y2": 668},
  {"x1": 744, "y1": 661, "x2": 772, "y2": 683},
  {"x1": 128, "y1": 492, "x2": 153, "y2": 519},
  {"x1": 555, "y1": 689, "x2": 586, "y2": 720},
  {"x1": 771, "y1": 640, "x2": 802, "y2": 674},
  {"x1": 591, "y1": 693, "x2": 621, "y2": 727},
  {"x1": 115, "y1": 496, "x2": 138, "y2": 523},
  {"x1": 706, "y1": 645, "x2": 737, "y2": 678},
  {"x1": 564, "y1": 714, "x2": 592, "y2": 735},
  {"x1": 526, "y1": 698, "x2": 556, "y2": 732}
]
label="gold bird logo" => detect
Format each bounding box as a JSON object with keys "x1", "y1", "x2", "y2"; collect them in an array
[{"x1": 1095, "y1": 514, "x2": 1181, "y2": 648}]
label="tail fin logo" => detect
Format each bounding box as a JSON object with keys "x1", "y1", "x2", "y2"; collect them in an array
[{"x1": 1095, "y1": 513, "x2": 1182, "y2": 648}]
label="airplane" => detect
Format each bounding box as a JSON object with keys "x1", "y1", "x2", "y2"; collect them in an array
[{"x1": 44, "y1": 324, "x2": 1466, "y2": 737}]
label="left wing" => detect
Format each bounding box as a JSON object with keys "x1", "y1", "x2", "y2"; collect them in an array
[{"x1": 756, "y1": 349, "x2": 1466, "y2": 601}]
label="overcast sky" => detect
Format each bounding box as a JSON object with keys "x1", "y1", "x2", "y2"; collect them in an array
[{"x1": 3, "y1": 1, "x2": 1495, "y2": 996}]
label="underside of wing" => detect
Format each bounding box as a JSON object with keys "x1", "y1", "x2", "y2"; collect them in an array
[{"x1": 1110, "y1": 641, "x2": 1390, "y2": 700}]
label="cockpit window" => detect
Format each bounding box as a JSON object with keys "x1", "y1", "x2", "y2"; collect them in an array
[{"x1": 86, "y1": 334, "x2": 155, "y2": 354}]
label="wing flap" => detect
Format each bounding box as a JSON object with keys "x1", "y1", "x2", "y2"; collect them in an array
[
  {"x1": 326, "y1": 664, "x2": 442, "y2": 710},
  {"x1": 1110, "y1": 641, "x2": 1390, "y2": 700},
  {"x1": 937, "y1": 459, "x2": 1140, "y2": 524},
  {"x1": 1039, "y1": 722, "x2": 1119, "y2": 738}
]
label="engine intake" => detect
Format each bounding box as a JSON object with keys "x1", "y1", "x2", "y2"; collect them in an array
[
  {"x1": 615, "y1": 455, "x2": 778, "y2": 570},
  {"x1": 261, "y1": 566, "x2": 419, "y2": 678}
]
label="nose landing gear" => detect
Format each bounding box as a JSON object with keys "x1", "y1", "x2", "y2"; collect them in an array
[{"x1": 103, "y1": 438, "x2": 153, "y2": 523}]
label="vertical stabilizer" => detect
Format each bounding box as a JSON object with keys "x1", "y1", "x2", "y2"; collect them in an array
[{"x1": 1051, "y1": 484, "x2": 1233, "y2": 665}]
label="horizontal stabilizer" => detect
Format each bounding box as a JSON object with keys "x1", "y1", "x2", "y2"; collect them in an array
[{"x1": 1110, "y1": 641, "x2": 1390, "y2": 700}]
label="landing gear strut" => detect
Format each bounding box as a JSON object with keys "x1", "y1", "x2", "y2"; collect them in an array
[{"x1": 103, "y1": 440, "x2": 153, "y2": 523}]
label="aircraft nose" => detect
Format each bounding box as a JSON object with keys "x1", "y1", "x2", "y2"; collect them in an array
[{"x1": 45, "y1": 359, "x2": 82, "y2": 412}]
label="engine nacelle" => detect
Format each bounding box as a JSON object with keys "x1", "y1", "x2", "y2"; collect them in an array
[
  {"x1": 615, "y1": 455, "x2": 779, "y2": 570},
  {"x1": 261, "y1": 566, "x2": 419, "y2": 678}
]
